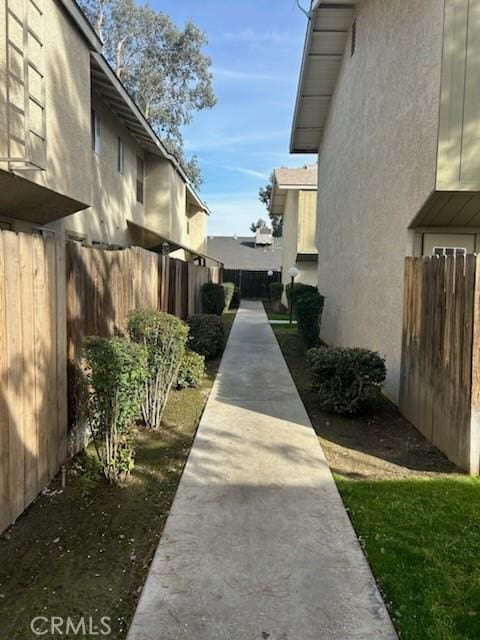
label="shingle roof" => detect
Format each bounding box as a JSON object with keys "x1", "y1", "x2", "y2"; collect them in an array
[
  {"x1": 206, "y1": 236, "x2": 283, "y2": 271},
  {"x1": 274, "y1": 165, "x2": 317, "y2": 188}
]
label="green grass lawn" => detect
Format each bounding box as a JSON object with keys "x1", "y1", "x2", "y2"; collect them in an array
[
  {"x1": 337, "y1": 476, "x2": 480, "y2": 640},
  {"x1": 273, "y1": 323, "x2": 480, "y2": 640},
  {"x1": 0, "y1": 312, "x2": 236, "y2": 640}
]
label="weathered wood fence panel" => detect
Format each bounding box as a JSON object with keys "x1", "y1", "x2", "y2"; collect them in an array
[
  {"x1": 399, "y1": 255, "x2": 479, "y2": 472},
  {"x1": 0, "y1": 232, "x2": 67, "y2": 532},
  {"x1": 0, "y1": 237, "x2": 223, "y2": 533},
  {"x1": 224, "y1": 269, "x2": 281, "y2": 299}
]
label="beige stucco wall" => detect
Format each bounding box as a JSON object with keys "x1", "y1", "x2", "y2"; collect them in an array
[
  {"x1": 316, "y1": 0, "x2": 444, "y2": 402},
  {"x1": 298, "y1": 191, "x2": 317, "y2": 254},
  {"x1": 46, "y1": 91, "x2": 146, "y2": 245},
  {"x1": 0, "y1": 0, "x2": 92, "y2": 207}
]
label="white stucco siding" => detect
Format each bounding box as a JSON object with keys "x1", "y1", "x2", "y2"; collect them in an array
[{"x1": 316, "y1": 0, "x2": 444, "y2": 402}]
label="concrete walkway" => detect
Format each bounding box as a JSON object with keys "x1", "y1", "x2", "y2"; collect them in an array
[{"x1": 127, "y1": 301, "x2": 397, "y2": 640}]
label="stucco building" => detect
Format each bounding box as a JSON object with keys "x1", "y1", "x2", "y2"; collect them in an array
[
  {"x1": 0, "y1": 0, "x2": 211, "y2": 263},
  {"x1": 291, "y1": 0, "x2": 480, "y2": 401},
  {"x1": 270, "y1": 165, "x2": 318, "y2": 305}
]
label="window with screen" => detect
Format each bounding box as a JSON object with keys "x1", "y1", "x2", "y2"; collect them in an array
[
  {"x1": 117, "y1": 137, "x2": 125, "y2": 174},
  {"x1": 433, "y1": 247, "x2": 467, "y2": 257},
  {"x1": 136, "y1": 156, "x2": 144, "y2": 204}
]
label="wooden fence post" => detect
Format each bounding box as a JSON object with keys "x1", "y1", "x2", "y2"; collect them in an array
[{"x1": 469, "y1": 255, "x2": 480, "y2": 474}]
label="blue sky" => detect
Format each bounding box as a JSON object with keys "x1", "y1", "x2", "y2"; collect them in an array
[{"x1": 152, "y1": 0, "x2": 315, "y2": 236}]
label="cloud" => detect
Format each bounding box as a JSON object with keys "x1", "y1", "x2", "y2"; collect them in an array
[
  {"x1": 213, "y1": 66, "x2": 296, "y2": 83},
  {"x1": 219, "y1": 165, "x2": 270, "y2": 180}
]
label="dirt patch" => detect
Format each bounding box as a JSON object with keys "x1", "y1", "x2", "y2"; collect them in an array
[{"x1": 272, "y1": 326, "x2": 457, "y2": 480}]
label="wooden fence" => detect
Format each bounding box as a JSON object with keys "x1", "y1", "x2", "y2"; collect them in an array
[
  {"x1": 224, "y1": 269, "x2": 281, "y2": 299},
  {"x1": 0, "y1": 232, "x2": 67, "y2": 532},
  {"x1": 399, "y1": 255, "x2": 480, "y2": 473},
  {"x1": 0, "y1": 233, "x2": 222, "y2": 532}
]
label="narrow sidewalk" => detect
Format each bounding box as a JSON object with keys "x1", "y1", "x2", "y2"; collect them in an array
[{"x1": 128, "y1": 301, "x2": 397, "y2": 640}]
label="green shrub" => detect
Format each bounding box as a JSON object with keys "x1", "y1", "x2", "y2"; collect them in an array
[
  {"x1": 222, "y1": 282, "x2": 235, "y2": 311},
  {"x1": 270, "y1": 282, "x2": 284, "y2": 302},
  {"x1": 230, "y1": 286, "x2": 241, "y2": 309},
  {"x1": 285, "y1": 282, "x2": 318, "y2": 309},
  {"x1": 307, "y1": 347, "x2": 386, "y2": 415},
  {"x1": 83, "y1": 336, "x2": 147, "y2": 484},
  {"x1": 295, "y1": 290, "x2": 324, "y2": 349},
  {"x1": 128, "y1": 309, "x2": 188, "y2": 429},
  {"x1": 187, "y1": 314, "x2": 225, "y2": 360},
  {"x1": 201, "y1": 282, "x2": 225, "y2": 315},
  {"x1": 176, "y1": 349, "x2": 206, "y2": 389}
]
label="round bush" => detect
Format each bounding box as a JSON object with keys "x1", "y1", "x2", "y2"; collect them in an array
[
  {"x1": 83, "y1": 336, "x2": 148, "y2": 484},
  {"x1": 128, "y1": 309, "x2": 188, "y2": 429},
  {"x1": 187, "y1": 314, "x2": 225, "y2": 360},
  {"x1": 270, "y1": 282, "x2": 284, "y2": 302},
  {"x1": 295, "y1": 290, "x2": 324, "y2": 349},
  {"x1": 201, "y1": 282, "x2": 225, "y2": 316},
  {"x1": 222, "y1": 282, "x2": 235, "y2": 311},
  {"x1": 177, "y1": 349, "x2": 206, "y2": 389},
  {"x1": 307, "y1": 346, "x2": 386, "y2": 415}
]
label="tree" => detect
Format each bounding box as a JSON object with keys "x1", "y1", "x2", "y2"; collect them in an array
[
  {"x1": 259, "y1": 173, "x2": 282, "y2": 237},
  {"x1": 249, "y1": 218, "x2": 267, "y2": 234},
  {"x1": 78, "y1": 0, "x2": 216, "y2": 189}
]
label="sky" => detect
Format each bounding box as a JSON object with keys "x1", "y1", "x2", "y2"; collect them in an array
[{"x1": 151, "y1": 0, "x2": 315, "y2": 236}]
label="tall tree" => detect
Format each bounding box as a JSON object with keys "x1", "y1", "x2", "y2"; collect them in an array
[
  {"x1": 79, "y1": 0, "x2": 216, "y2": 189},
  {"x1": 259, "y1": 173, "x2": 282, "y2": 237}
]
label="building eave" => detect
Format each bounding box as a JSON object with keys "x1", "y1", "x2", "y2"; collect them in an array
[
  {"x1": 57, "y1": 0, "x2": 103, "y2": 51},
  {"x1": 290, "y1": 1, "x2": 358, "y2": 154}
]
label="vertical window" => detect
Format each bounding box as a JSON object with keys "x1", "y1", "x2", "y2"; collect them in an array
[
  {"x1": 91, "y1": 109, "x2": 101, "y2": 154},
  {"x1": 351, "y1": 18, "x2": 357, "y2": 57},
  {"x1": 136, "y1": 156, "x2": 144, "y2": 204},
  {"x1": 117, "y1": 137, "x2": 125, "y2": 174}
]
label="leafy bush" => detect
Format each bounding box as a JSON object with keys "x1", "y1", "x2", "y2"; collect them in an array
[
  {"x1": 222, "y1": 282, "x2": 235, "y2": 311},
  {"x1": 83, "y1": 336, "x2": 147, "y2": 484},
  {"x1": 307, "y1": 347, "x2": 386, "y2": 415},
  {"x1": 286, "y1": 282, "x2": 318, "y2": 309},
  {"x1": 295, "y1": 290, "x2": 324, "y2": 349},
  {"x1": 201, "y1": 282, "x2": 225, "y2": 316},
  {"x1": 176, "y1": 349, "x2": 206, "y2": 389},
  {"x1": 128, "y1": 309, "x2": 188, "y2": 429},
  {"x1": 230, "y1": 286, "x2": 241, "y2": 309},
  {"x1": 270, "y1": 282, "x2": 284, "y2": 302},
  {"x1": 187, "y1": 314, "x2": 225, "y2": 360}
]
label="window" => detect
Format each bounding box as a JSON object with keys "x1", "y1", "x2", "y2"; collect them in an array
[
  {"x1": 433, "y1": 246, "x2": 467, "y2": 257},
  {"x1": 91, "y1": 109, "x2": 101, "y2": 154},
  {"x1": 117, "y1": 137, "x2": 125, "y2": 174},
  {"x1": 187, "y1": 220, "x2": 191, "y2": 235},
  {"x1": 351, "y1": 18, "x2": 357, "y2": 57},
  {"x1": 66, "y1": 230, "x2": 87, "y2": 245},
  {"x1": 136, "y1": 156, "x2": 144, "y2": 204},
  {"x1": 32, "y1": 226, "x2": 55, "y2": 238}
]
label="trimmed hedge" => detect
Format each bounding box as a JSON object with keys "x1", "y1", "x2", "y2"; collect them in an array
[
  {"x1": 187, "y1": 314, "x2": 225, "y2": 360},
  {"x1": 307, "y1": 346, "x2": 386, "y2": 415},
  {"x1": 295, "y1": 290, "x2": 324, "y2": 349},
  {"x1": 201, "y1": 282, "x2": 225, "y2": 316},
  {"x1": 222, "y1": 282, "x2": 235, "y2": 311},
  {"x1": 177, "y1": 349, "x2": 206, "y2": 389},
  {"x1": 230, "y1": 286, "x2": 241, "y2": 309},
  {"x1": 285, "y1": 283, "x2": 318, "y2": 309},
  {"x1": 270, "y1": 282, "x2": 284, "y2": 302}
]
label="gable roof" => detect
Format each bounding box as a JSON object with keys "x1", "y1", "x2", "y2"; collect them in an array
[
  {"x1": 270, "y1": 165, "x2": 317, "y2": 216},
  {"x1": 290, "y1": 0, "x2": 358, "y2": 153},
  {"x1": 206, "y1": 236, "x2": 283, "y2": 271}
]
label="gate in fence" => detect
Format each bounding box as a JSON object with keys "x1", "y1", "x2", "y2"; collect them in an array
[{"x1": 224, "y1": 269, "x2": 281, "y2": 299}]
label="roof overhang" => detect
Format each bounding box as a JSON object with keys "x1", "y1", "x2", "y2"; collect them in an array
[
  {"x1": 186, "y1": 184, "x2": 210, "y2": 215},
  {"x1": 57, "y1": 0, "x2": 103, "y2": 51},
  {"x1": 290, "y1": 1, "x2": 358, "y2": 154},
  {"x1": 126, "y1": 220, "x2": 222, "y2": 265},
  {"x1": 270, "y1": 177, "x2": 317, "y2": 216},
  {"x1": 91, "y1": 53, "x2": 209, "y2": 215}
]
